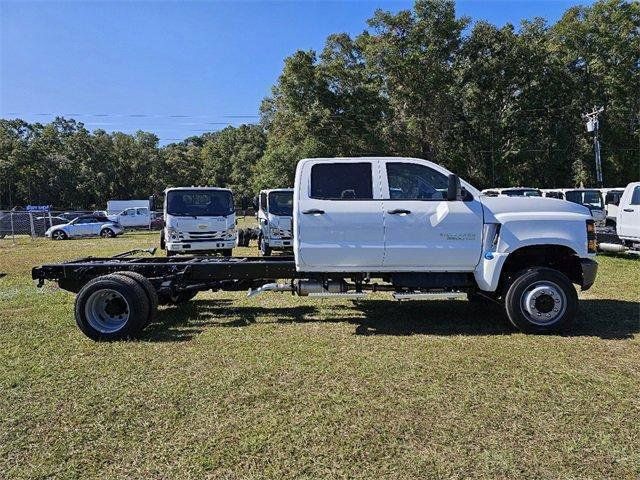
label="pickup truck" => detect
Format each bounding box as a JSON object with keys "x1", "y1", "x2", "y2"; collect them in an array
[
  {"x1": 33, "y1": 157, "x2": 598, "y2": 340},
  {"x1": 598, "y1": 182, "x2": 640, "y2": 254}
]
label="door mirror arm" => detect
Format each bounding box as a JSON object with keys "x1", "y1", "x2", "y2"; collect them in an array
[{"x1": 447, "y1": 174, "x2": 462, "y2": 201}]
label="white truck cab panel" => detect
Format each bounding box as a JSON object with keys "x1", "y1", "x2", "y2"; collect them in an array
[
  {"x1": 295, "y1": 157, "x2": 596, "y2": 295},
  {"x1": 257, "y1": 189, "x2": 294, "y2": 254},
  {"x1": 163, "y1": 187, "x2": 236, "y2": 255},
  {"x1": 616, "y1": 182, "x2": 640, "y2": 242},
  {"x1": 295, "y1": 159, "x2": 385, "y2": 270},
  {"x1": 295, "y1": 157, "x2": 485, "y2": 272}
]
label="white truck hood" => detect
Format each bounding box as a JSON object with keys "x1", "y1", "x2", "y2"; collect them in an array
[{"x1": 481, "y1": 196, "x2": 592, "y2": 222}]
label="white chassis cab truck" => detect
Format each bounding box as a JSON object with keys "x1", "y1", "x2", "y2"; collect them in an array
[
  {"x1": 161, "y1": 187, "x2": 236, "y2": 256},
  {"x1": 33, "y1": 157, "x2": 598, "y2": 340},
  {"x1": 599, "y1": 182, "x2": 640, "y2": 254},
  {"x1": 256, "y1": 188, "x2": 294, "y2": 256}
]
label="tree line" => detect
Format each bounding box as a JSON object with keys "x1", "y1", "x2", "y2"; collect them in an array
[{"x1": 1, "y1": 0, "x2": 638, "y2": 209}]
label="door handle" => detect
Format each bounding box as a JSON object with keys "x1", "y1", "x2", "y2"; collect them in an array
[
  {"x1": 388, "y1": 209, "x2": 411, "y2": 215},
  {"x1": 623, "y1": 208, "x2": 634, "y2": 212},
  {"x1": 302, "y1": 209, "x2": 325, "y2": 215}
]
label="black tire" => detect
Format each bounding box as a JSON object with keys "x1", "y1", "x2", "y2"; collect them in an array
[
  {"x1": 504, "y1": 267, "x2": 578, "y2": 334},
  {"x1": 259, "y1": 236, "x2": 271, "y2": 256},
  {"x1": 74, "y1": 274, "x2": 150, "y2": 341},
  {"x1": 158, "y1": 290, "x2": 198, "y2": 306},
  {"x1": 166, "y1": 250, "x2": 176, "y2": 257},
  {"x1": 160, "y1": 230, "x2": 166, "y2": 250},
  {"x1": 237, "y1": 229, "x2": 246, "y2": 247},
  {"x1": 51, "y1": 230, "x2": 67, "y2": 241},
  {"x1": 100, "y1": 228, "x2": 115, "y2": 238},
  {"x1": 112, "y1": 271, "x2": 158, "y2": 326},
  {"x1": 221, "y1": 248, "x2": 233, "y2": 257}
]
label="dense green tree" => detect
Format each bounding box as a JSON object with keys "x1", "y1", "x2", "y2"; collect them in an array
[{"x1": 0, "y1": 0, "x2": 637, "y2": 209}]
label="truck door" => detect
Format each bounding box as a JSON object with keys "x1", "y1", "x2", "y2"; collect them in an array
[
  {"x1": 296, "y1": 160, "x2": 385, "y2": 270},
  {"x1": 618, "y1": 185, "x2": 640, "y2": 239},
  {"x1": 380, "y1": 159, "x2": 484, "y2": 270}
]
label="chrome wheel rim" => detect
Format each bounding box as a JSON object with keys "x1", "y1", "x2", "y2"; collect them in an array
[
  {"x1": 85, "y1": 289, "x2": 130, "y2": 333},
  {"x1": 520, "y1": 281, "x2": 566, "y2": 325}
]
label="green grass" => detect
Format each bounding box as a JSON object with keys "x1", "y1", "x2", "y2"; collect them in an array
[{"x1": 1, "y1": 228, "x2": 639, "y2": 479}]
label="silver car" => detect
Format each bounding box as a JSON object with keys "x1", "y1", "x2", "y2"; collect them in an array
[{"x1": 45, "y1": 215, "x2": 124, "y2": 240}]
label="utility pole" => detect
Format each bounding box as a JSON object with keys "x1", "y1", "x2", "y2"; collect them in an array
[{"x1": 582, "y1": 106, "x2": 604, "y2": 187}]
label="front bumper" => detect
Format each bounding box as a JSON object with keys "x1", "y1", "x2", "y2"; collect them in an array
[
  {"x1": 267, "y1": 237, "x2": 293, "y2": 249},
  {"x1": 167, "y1": 239, "x2": 235, "y2": 252},
  {"x1": 580, "y1": 258, "x2": 598, "y2": 291}
]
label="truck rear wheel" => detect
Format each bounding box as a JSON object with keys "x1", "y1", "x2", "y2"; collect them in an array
[
  {"x1": 112, "y1": 271, "x2": 158, "y2": 326},
  {"x1": 504, "y1": 267, "x2": 577, "y2": 333},
  {"x1": 74, "y1": 274, "x2": 150, "y2": 341}
]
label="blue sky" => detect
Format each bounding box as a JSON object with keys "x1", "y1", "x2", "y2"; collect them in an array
[{"x1": 1, "y1": 0, "x2": 591, "y2": 144}]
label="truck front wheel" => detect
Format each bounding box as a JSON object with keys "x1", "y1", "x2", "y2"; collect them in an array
[{"x1": 504, "y1": 267, "x2": 578, "y2": 334}]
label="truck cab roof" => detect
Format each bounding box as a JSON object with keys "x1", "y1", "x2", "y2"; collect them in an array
[{"x1": 164, "y1": 186, "x2": 232, "y2": 193}]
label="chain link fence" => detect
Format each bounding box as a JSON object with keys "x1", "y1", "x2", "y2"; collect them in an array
[{"x1": 0, "y1": 210, "x2": 164, "y2": 242}]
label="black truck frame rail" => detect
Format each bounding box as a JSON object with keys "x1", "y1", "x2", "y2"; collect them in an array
[{"x1": 32, "y1": 254, "x2": 302, "y2": 296}]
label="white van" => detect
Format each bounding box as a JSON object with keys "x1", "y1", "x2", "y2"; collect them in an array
[{"x1": 161, "y1": 187, "x2": 236, "y2": 256}]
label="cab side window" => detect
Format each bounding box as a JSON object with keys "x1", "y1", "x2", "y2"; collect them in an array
[
  {"x1": 386, "y1": 162, "x2": 448, "y2": 200},
  {"x1": 310, "y1": 163, "x2": 373, "y2": 200},
  {"x1": 260, "y1": 193, "x2": 267, "y2": 210},
  {"x1": 631, "y1": 187, "x2": 640, "y2": 205}
]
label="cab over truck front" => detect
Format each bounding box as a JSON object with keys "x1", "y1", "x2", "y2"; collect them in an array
[{"x1": 33, "y1": 157, "x2": 598, "y2": 340}]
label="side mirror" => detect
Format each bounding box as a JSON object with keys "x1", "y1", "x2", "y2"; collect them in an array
[{"x1": 447, "y1": 174, "x2": 462, "y2": 201}]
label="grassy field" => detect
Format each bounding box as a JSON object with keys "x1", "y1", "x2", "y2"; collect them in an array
[{"x1": 1, "y1": 226, "x2": 639, "y2": 479}]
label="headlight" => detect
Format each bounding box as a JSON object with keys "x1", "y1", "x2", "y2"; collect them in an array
[
  {"x1": 270, "y1": 227, "x2": 281, "y2": 237},
  {"x1": 167, "y1": 227, "x2": 179, "y2": 241},
  {"x1": 223, "y1": 228, "x2": 236, "y2": 238}
]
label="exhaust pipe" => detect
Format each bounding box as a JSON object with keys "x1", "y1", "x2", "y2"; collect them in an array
[
  {"x1": 598, "y1": 242, "x2": 627, "y2": 253},
  {"x1": 247, "y1": 282, "x2": 291, "y2": 298}
]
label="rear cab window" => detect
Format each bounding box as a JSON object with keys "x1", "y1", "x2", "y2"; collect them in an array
[{"x1": 310, "y1": 162, "x2": 373, "y2": 200}]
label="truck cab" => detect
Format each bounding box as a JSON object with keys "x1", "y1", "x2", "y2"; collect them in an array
[
  {"x1": 601, "y1": 188, "x2": 626, "y2": 227},
  {"x1": 162, "y1": 187, "x2": 236, "y2": 256},
  {"x1": 256, "y1": 188, "x2": 294, "y2": 256},
  {"x1": 616, "y1": 182, "x2": 640, "y2": 248}
]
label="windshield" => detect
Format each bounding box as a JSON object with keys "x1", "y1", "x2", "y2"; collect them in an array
[
  {"x1": 504, "y1": 189, "x2": 542, "y2": 197},
  {"x1": 166, "y1": 190, "x2": 234, "y2": 217},
  {"x1": 565, "y1": 190, "x2": 604, "y2": 209},
  {"x1": 268, "y1": 191, "x2": 293, "y2": 216}
]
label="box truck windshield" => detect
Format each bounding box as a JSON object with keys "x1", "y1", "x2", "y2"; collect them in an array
[
  {"x1": 167, "y1": 190, "x2": 234, "y2": 217},
  {"x1": 268, "y1": 191, "x2": 293, "y2": 216}
]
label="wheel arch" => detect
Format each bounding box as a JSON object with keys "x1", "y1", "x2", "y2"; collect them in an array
[{"x1": 498, "y1": 244, "x2": 582, "y2": 292}]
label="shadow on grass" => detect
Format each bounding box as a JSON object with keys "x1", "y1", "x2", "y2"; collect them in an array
[{"x1": 141, "y1": 297, "x2": 639, "y2": 342}]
